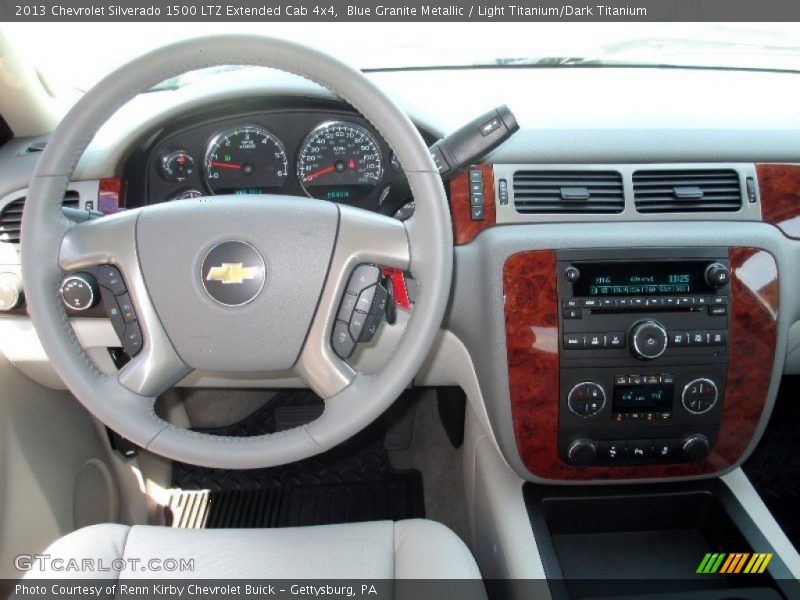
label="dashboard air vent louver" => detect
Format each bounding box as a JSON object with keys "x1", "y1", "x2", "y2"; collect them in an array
[
  {"x1": 512, "y1": 170, "x2": 624, "y2": 214},
  {"x1": 0, "y1": 191, "x2": 80, "y2": 244},
  {"x1": 633, "y1": 169, "x2": 742, "y2": 213}
]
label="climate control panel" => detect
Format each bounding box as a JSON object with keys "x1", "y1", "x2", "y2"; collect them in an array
[{"x1": 555, "y1": 248, "x2": 730, "y2": 468}]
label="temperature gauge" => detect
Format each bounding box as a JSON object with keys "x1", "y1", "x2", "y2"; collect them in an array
[{"x1": 160, "y1": 150, "x2": 195, "y2": 183}]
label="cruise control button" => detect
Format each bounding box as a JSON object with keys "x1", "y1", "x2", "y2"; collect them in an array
[
  {"x1": 332, "y1": 320, "x2": 356, "y2": 359},
  {"x1": 121, "y1": 322, "x2": 143, "y2": 356},
  {"x1": 96, "y1": 265, "x2": 126, "y2": 295},
  {"x1": 362, "y1": 312, "x2": 382, "y2": 342},
  {"x1": 349, "y1": 311, "x2": 368, "y2": 342},
  {"x1": 356, "y1": 285, "x2": 377, "y2": 313},
  {"x1": 348, "y1": 265, "x2": 381, "y2": 294},
  {"x1": 371, "y1": 284, "x2": 389, "y2": 315},
  {"x1": 337, "y1": 292, "x2": 358, "y2": 322}
]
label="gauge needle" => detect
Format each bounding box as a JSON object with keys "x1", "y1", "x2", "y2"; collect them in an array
[
  {"x1": 303, "y1": 165, "x2": 336, "y2": 182},
  {"x1": 209, "y1": 161, "x2": 242, "y2": 170}
]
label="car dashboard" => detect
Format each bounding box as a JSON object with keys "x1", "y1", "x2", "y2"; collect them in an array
[{"x1": 2, "y1": 66, "x2": 800, "y2": 490}]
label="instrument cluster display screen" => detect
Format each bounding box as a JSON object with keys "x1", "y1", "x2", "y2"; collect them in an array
[{"x1": 572, "y1": 261, "x2": 714, "y2": 297}]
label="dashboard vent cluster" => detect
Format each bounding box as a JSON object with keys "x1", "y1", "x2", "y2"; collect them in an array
[
  {"x1": 0, "y1": 191, "x2": 80, "y2": 244},
  {"x1": 512, "y1": 170, "x2": 624, "y2": 214},
  {"x1": 633, "y1": 169, "x2": 742, "y2": 213}
]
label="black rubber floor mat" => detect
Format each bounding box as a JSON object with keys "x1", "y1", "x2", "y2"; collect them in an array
[
  {"x1": 168, "y1": 390, "x2": 424, "y2": 528},
  {"x1": 743, "y1": 377, "x2": 800, "y2": 551}
]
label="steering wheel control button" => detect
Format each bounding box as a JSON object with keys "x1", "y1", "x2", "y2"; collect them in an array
[
  {"x1": 96, "y1": 265, "x2": 127, "y2": 296},
  {"x1": 348, "y1": 264, "x2": 381, "y2": 294},
  {"x1": 337, "y1": 292, "x2": 358, "y2": 322},
  {"x1": 356, "y1": 285, "x2": 377, "y2": 313},
  {"x1": 122, "y1": 322, "x2": 143, "y2": 357},
  {"x1": 60, "y1": 273, "x2": 99, "y2": 311},
  {"x1": 201, "y1": 240, "x2": 266, "y2": 307},
  {"x1": 0, "y1": 272, "x2": 23, "y2": 311},
  {"x1": 682, "y1": 378, "x2": 719, "y2": 414},
  {"x1": 567, "y1": 382, "x2": 606, "y2": 417},
  {"x1": 629, "y1": 319, "x2": 668, "y2": 360},
  {"x1": 332, "y1": 320, "x2": 356, "y2": 359},
  {"x1": 469, "y1": 169, "x2": 485, "y2": 221}
]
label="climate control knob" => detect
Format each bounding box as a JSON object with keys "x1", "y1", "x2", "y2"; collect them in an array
[
  {"x1": 60, "y1": 272, "x2": 99, "y2": 311},
  {"x1": 629, "y1": 319, "x2": 668, "y2": 360},
  {"x1": 682, "y1": 377, "x2": 718, "y2": 414},
  {"x1": 681, "y1": 434, "x2": 711, "y2": 463},
  {"x1": 567, "y1": 382, "x2": 606, "y2": 417},
  {"x1": 704, "y1": 263, "x2": 730, "y2": 288},
  {"x1": 567, "y1": 438, "x2": 597, "y2": 467}
]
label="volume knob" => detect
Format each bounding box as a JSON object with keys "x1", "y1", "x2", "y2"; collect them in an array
[{"x1": 629, "y1": 319, "x2": 668, "y2": 360}]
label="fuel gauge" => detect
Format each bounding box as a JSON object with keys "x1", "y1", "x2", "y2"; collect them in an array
[{"x1": 160, "y1": 150, "x2": 195, "y2": 183}]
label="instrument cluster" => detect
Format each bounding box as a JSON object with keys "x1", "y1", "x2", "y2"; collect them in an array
[{"x1": 139, "y1": 107, "x2": 414, "y2": 216}]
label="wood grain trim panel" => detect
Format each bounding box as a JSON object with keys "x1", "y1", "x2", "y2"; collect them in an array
[
  {"x1": 504, "y1": 247, "x2": 778, "y2": 481},
  {"x1": 449, "y1": 164, "x2": 496, "y2": 245},
  {"x1": 757, "y1": 163, "x2": 800, "y2": 239}
]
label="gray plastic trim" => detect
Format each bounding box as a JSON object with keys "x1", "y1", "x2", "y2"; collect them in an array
[
  {"x1": 59, "y1": 209, "x2": 192, "y2": 397},
  {"x1": 493, "y1": 163, "x2": 762, "y2": 224}
]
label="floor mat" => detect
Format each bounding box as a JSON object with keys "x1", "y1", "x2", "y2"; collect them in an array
[
  {"x1": 168, "y1": 390, "x2": 424, "y2": 528},
  {"x1": 743, "y1": 377, "x2": 800, "y2": 551}
]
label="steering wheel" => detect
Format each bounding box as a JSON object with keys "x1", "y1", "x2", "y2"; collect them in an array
[{"x1": 21, "y1": 36, "x2": 452, "y2": 469}]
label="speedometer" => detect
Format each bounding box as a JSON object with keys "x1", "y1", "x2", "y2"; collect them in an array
[
  {"x1": 204, "y1": 125, "x2": 288, "y2": 195},
  {"x1": 296, "y1": 121, "x2": 383, "y2": 201}
]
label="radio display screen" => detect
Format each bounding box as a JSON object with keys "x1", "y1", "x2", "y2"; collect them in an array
[
  {"x1": 613, "y1": 384, "x2": 673, "y2": 413},
  {"x1": 572, "y1": 261, "x2": 714, "y2": 297}
]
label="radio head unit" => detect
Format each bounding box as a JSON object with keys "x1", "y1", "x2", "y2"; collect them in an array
[{"x1": 555, "y1": 248, "x2": 731, "y2": 468}]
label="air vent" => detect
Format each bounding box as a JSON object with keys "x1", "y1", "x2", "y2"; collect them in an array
[
  {"x1": 0, "y1": 191, "x2": 80, "y2": 244},
  {"x1": 513, "y1": 170, "x2": 624, "y2": 214},
  {"x1": 633, "y1": 169, "x2": 742, "y2": 213}
]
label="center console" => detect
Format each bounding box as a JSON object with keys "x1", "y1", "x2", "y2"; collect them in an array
[
  {"x1": 557, "y1": 248, "x2": 731, "y2": 468},
  {"x1": 503, "y1": 246, "x2": 779, "y2": 481}
]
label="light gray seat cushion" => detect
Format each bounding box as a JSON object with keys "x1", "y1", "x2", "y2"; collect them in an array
[{"x1": 26, "y1": 519, "x2": 484, "y2": 582}]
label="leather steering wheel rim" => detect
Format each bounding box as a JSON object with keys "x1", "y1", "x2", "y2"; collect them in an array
[{"x1": 21, "y1": 35, "x2": 452, "y2": 469}]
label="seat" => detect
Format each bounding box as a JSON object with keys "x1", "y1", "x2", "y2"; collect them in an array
[{"x1": 25, "y1": 519, "x2": 484, "y2": 582}]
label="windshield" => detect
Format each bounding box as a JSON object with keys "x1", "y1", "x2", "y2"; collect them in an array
[{"x1": 4, "y1": 22, "x2": 800, "y2": 94}]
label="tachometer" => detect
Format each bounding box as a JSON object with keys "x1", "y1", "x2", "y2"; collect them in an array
[
  {"x1": 297, "y1": 121, "x2": 383, "y2": 201},
  {"x1": 204, "y1": 125, "x2": 288, "y2": 195}
]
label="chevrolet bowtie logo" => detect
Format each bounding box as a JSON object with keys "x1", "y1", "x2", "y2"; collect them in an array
[{"x1": 206, "y1": 263, "x2": 259, "y2": 285}]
